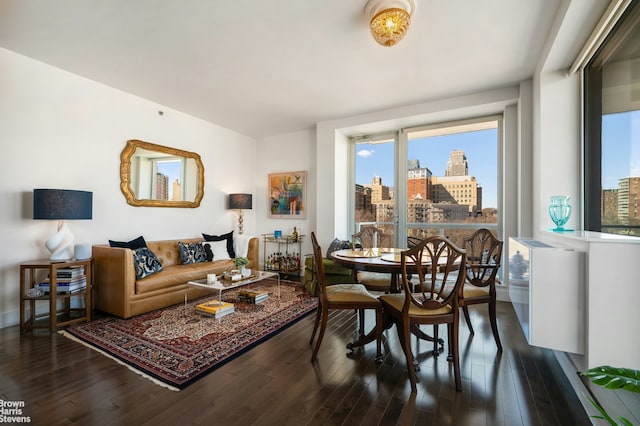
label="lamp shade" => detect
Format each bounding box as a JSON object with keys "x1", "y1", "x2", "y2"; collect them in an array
[
  {"x1": 33, "y1": 189, "x2": 93, "y2": 220},
  {"x1": 228, "y1": 193, "x2": 252, "y2": 210}
]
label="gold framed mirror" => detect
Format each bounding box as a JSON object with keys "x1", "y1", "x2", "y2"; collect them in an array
[{"x1": 120, "y1": 139, "x2": 204, "y2": 208}]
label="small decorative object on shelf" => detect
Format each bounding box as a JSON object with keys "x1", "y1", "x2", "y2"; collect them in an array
[
  {"x1": 548, "y1": 195, "x2": 572, "y2": 231},
  {"x1": 292, "y1": 227, "x2": 298, "y2": 242}
]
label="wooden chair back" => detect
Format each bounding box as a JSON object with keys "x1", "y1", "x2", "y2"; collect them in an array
[
  {"x1": 352, "y1": 227, "x2": 393, "y2": 249},
  {"x1": 400, "y1": 236, "x2": 467, "y2": 314},
  {"x1": 462, "y1": 229, "x2": 503, "y2": 289},
  {"x1": 310, "y1": 232, "x2": 329, "y2": 305}
]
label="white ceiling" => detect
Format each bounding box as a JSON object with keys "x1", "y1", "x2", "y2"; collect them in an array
[{"x1": 0, "y1": 0, "x2": 563, "y2": 139}]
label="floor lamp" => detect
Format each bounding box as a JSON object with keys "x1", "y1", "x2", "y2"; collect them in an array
[
  {"x1": 228, "y1": 193, "x2": 252, "y2": 235},
  {"x1": 33, "y1": 189, "x2": 93, "y2": 261}
]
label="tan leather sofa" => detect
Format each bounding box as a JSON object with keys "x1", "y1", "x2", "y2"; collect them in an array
[{"x1": 93, "y1": 237, "x2": 259, "y2": 318}]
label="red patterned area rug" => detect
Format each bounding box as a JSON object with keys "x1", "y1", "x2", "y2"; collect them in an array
[{"x1": 60, "y1": 279, "x2": 317, "y2": 391}]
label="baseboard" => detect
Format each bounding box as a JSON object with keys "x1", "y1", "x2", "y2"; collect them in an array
[{"x1": 0, "y1": 309, "x2": 19, "y2": 329}]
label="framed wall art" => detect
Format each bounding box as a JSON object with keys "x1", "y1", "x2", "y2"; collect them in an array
[{"x1": 268, "y1": 171, "x2": 307, "y2": 219}]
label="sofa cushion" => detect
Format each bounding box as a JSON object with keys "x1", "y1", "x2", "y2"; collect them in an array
[
  {"x1": 178, "y1": 241, "x2": 207, "y2": 264},
  {"x1": 109, "y1": 235, "x2": 147, "y2": 249},
  {"x1": 203, "y1": 231, "x2": 236, "y2": 258},
  {"x1": 202, "y1": 240, "x2": 231, "y2": 260},
  {"x1": 133, "y1": 247, "x2": 163, "y2": 279}
]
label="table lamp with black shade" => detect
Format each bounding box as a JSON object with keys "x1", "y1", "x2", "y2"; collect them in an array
[
  {"x1": 228, "y1": 193, "x2": 252, "y2": 235},
  {"x1": 33, "y1": 189, "x2": 93, "y2": 260}
]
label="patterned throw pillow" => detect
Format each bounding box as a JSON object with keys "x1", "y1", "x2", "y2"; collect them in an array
[
  {"x1": 179, "y1": 242, "x2": 207, "y2": 264},
  {"x1": 202, "y1": 231, "x2": 236, "y2": 258},
  {"x1": 132, "y1": 247, "x2": 163, "y2": 279},
  {"x1": 325, "y1": 238, "x2": 353, "y2": 259}
]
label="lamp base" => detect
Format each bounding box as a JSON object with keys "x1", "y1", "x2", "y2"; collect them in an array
[{"x1": 45, "y1": 221, "x2": 74, "y2": 261}]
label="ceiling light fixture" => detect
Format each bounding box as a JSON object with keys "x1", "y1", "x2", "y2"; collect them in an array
[{"x1": 365, "y1": 0, "x2": 416, "y2": 47}]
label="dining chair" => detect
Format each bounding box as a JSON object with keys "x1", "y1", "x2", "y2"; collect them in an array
[
  {"x1": 379, "y1": 236, "x2": 466, "y2": 393},
  {"x1": 352, "y1": 227, "x2": 394, "y2": 293},
  {"x1": 309, "y1": 232, "x2": 383, "y2": 362},
  {"x1": 460, "y1": 228, "x2": 504, "y2": 351}
]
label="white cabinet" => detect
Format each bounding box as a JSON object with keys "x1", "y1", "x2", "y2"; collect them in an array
[
  {"x1": 508, "y1": 238, "x2": 585, "y2": 354},
  {"x1": 538, "y1": 230, "x2": 640, "y2": 370}
]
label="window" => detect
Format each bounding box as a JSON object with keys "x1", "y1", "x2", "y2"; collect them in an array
[
  {"x1": 352, "y1": 117, "x2": 500, "y2": 248},
  {"x1": 585, "y1": 1, "x2": 640, "y2": 235}
]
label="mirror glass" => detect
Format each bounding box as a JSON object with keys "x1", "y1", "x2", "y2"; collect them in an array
[{"x1": 120, "y1": 139, "x2": 204, "y2": 207}]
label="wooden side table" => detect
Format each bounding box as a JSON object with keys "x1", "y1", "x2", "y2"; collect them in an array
[{"x1": 20, "y1": 258, "x2": 93, "y2": 334}]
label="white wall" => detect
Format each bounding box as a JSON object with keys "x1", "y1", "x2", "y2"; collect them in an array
[
  {"x1": 0, "y1": 48, "x2": 256, "y2": 327},
  {"x1": 255, "y1": 128, "x2": 315, "y2": 261}
]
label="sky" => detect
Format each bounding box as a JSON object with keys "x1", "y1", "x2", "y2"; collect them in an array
[
  {"x1": 602, "y1": 111, "x2": 640, "y2": 189},
  {"x1": 355, "y1": 129, "x2": 499, "y2": 208}
]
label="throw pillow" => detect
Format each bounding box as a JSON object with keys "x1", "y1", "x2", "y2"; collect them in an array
[
  {"x1": 202, "y1": 231, "x2": 236, "y2": 258},
  {"x1": 325, "y1": 238, "x2": 352, "y2": 259},
  {"x1": 202, "y1": 240, "x2": 231, "y2": 261},
  {"x1": 132, "y1": 247, "x2": 163, "y2": 279},
  {"x1": 109, "y1": 235, "x2": 147, "y2": 249},
  {"x1": 201, "y1": 242, "x2": 214, "y2": 261},
  {"x1": 178, "y1": 241, "x2": 207, "y2": 264}
]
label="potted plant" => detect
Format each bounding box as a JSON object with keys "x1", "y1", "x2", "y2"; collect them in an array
[
  {"x1": 233, "y1": 257, "x2": 250, "y2": 277},
  {"x1": 581, "y1": 365, "x2": 640, "y2": 425}
]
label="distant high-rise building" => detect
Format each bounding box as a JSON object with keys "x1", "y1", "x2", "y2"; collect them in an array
[
  {"x1": 364, "y1": 176, "x2": 390, "y2": 203},
  {"x1": 445, "y1": 150, "x2": 468, "y2": 177},
  {"x1": 431, "y1": 175, "x2": 481, "y2": 213},
  {"x1": 602, "y1": 188, "x2": 618, "y2": 223},
  {"x1": 172, "y1": 178, "x2": 182, "y2": 201},
  {"x1": 407, "y1": 159, "x2": 432, "y2": 200},
  {"x1": 617, "y1": 177, "x2": 640, "y2": 224},
  {"x1": 156, "y1": 173, "x2": 168, "y2": 200}
]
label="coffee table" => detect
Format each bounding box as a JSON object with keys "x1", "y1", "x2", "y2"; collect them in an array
[{"x1": 188, "y1": 270, "x2": 280, "y2": 306}]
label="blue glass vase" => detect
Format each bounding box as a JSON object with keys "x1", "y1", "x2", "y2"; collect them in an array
[{"x1": 548, "y1": 195, "x2": 571, "y2": 231}]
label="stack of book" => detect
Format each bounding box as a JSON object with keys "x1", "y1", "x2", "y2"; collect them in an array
[
  {"x1": 38, "y1": 265, "x2": 87, "y2": 294},
  {"x1": 237, "y1": 290, "x2": 269, "y2": 304},
  {"x1": 195, "y1": 300, "x2": 235, "y2": 318}
]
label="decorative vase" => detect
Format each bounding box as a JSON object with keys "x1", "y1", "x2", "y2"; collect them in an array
[
  {"x1": 548, "y1": 195, "x2": 572, "y2": 231},
  {"x1": 241, "y1": 266, "x2": 251, "y2": 278}
]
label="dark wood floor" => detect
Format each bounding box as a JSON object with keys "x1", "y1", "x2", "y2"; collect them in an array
[{"x1": 0, "y1": 301, "x2": 594, "y2": 425}]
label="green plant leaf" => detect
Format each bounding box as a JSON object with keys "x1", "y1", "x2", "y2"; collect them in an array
[
  {"x1": 586, "y1": 396, "x2": 616, "y2": 425},
  {"x1": 582, "y1": 366, "x2": 640, "y2": 393}
]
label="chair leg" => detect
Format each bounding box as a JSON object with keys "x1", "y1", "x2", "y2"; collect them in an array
[
  {"x1": 358, "y1": 309, "x2": 365, "y2": 339},
  {"x1": 311, "y1": 306, "x2": 329, "y2": 362},
  {"x1": 489, "y1": 300, "x2": 503, "y2": 352},
  {"x1": 432, "y1": 324, "x2": 439, "y2": 355},
  {"x1": 374, "y1": 307, "x2": 383, "y2": 363},
  {"x1": 309, "y1": 302, "x2": 322, "y2": 345},
  {"x1": 448, "y1": 321, "x2": 462, "y2": 392},
  {"x1": 397, "y1": 321, "x2": 417, "y2": 393},
  {"x1": 462, "y1": 305, "x2": 474, "y2": 335}
]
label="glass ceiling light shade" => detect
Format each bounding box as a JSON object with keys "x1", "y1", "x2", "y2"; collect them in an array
[{"x1": 365, "y1": 0, "x2": 416, "y2": 47}]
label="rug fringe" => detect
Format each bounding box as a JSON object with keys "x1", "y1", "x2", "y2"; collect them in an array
[{"x1": 58, "y1": 330, "x2": 180, "y2": 392}]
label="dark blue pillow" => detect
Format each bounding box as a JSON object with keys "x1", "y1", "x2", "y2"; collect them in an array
[
  {"x1": 178, "y1": 242, "x2": 207, "y2": 264},
  {"x1": 202, "y1": 231, "x2": 235, "y2": 258},
  {"x1": 132, "y1": 247, "x2": 162, "y2": 279},
  {"x1": 109, "y1": 235, "x2": 147, "y2": 249}
]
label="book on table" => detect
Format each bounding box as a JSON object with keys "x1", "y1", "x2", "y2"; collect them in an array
[
  {"x1": 54, "y1": 265, "x2": 85, "y2": 278},
  {"x1": 195, "y1": 301, "x2": 235, "y2": 318},
  {"x1": 237, "y1": 290, "x2": 269, "y2": 304},
  {"x1": 38, "y1": 276, "x2": 87, "y2": 293}
]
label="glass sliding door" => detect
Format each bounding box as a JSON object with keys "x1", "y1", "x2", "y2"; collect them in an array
[
  {"x1": 406, "y1": 118, "x2": 500, "y2": 247},
  {"x1": 353, "y1": 134, "x2": 397, "y2": 244},
  {"x1": 351, "y1": 117, "x2": 500, "y2": 249}
]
